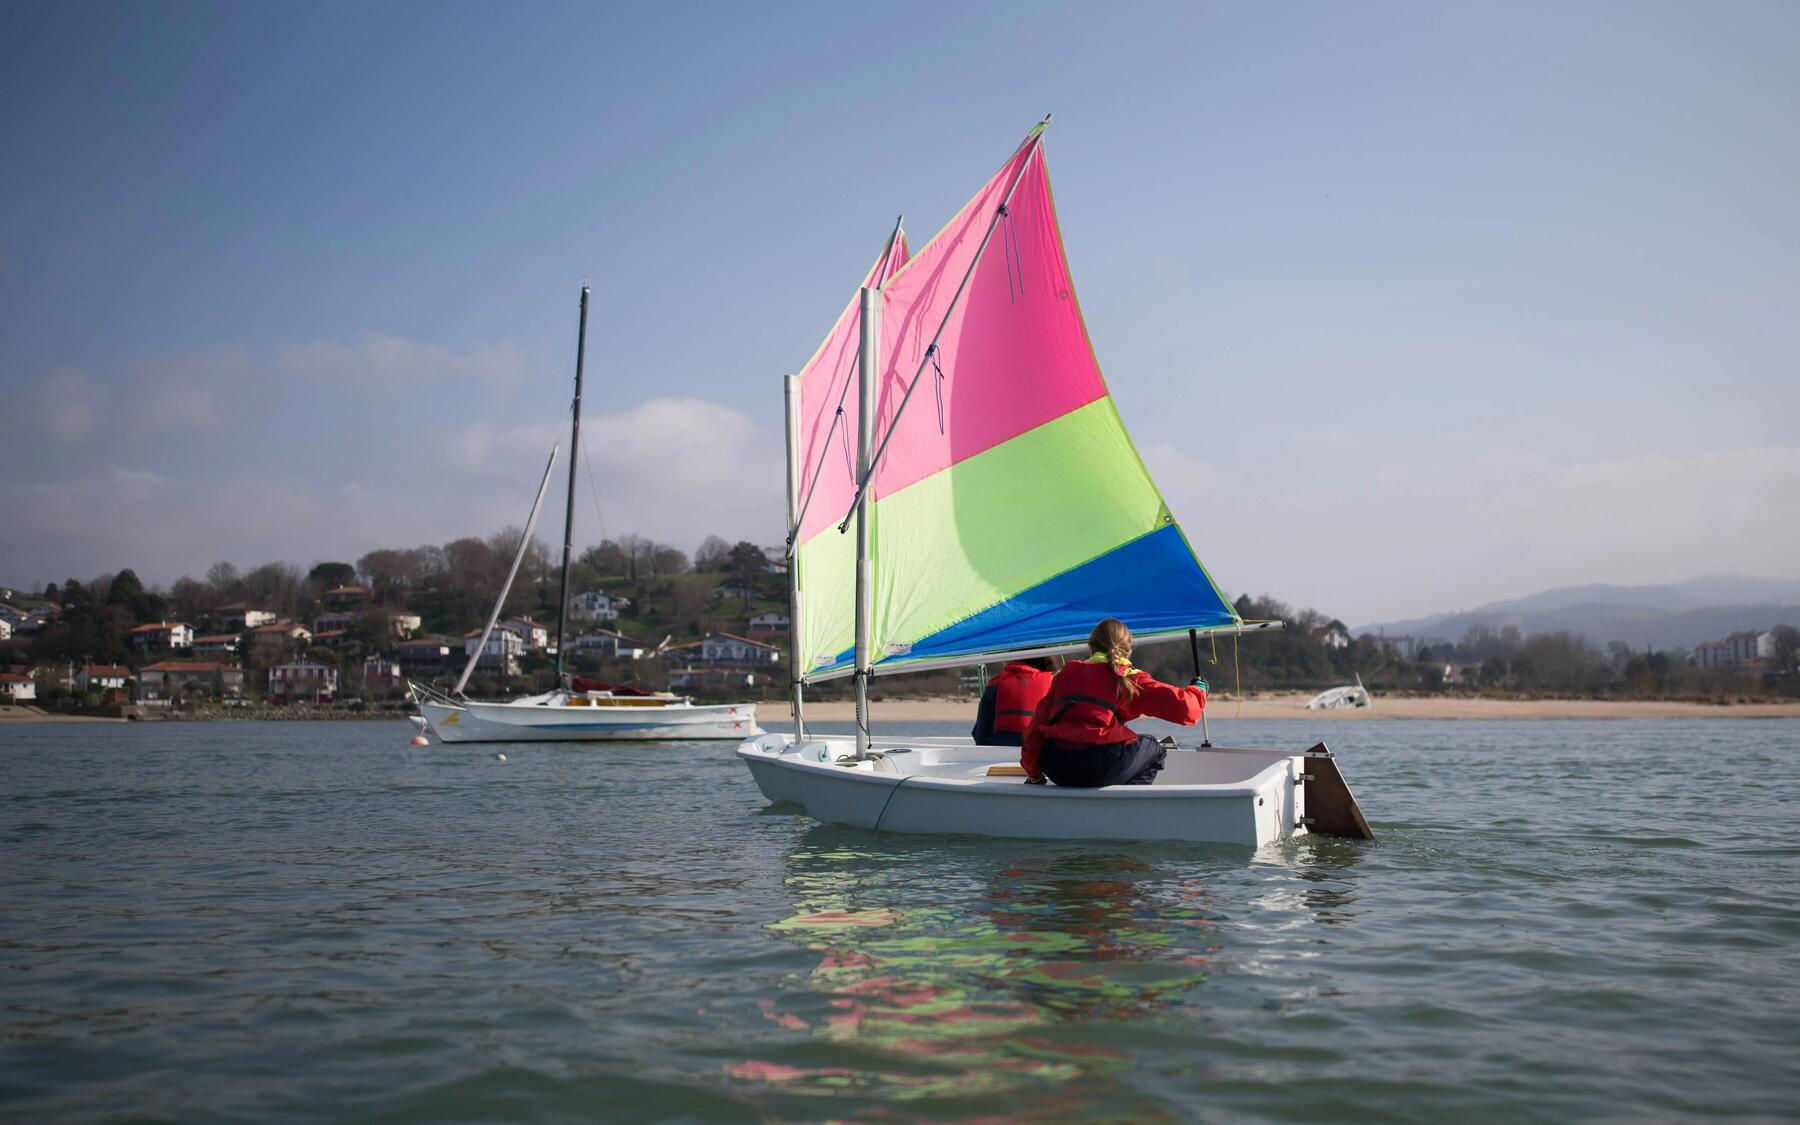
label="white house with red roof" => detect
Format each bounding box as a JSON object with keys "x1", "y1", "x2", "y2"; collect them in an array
[
  {"x1": 498, "y1": 617, "x2": 549, "y2": 652},
  {"x1": 136, "y1": 661, "x2": 245, "y2": 700},
  {"x1": 664, "y1": 632, "x2": 780, "y2": 667},
  {"x1": 128, "y1": 621, "x2": 194, "y2": 651},
  {"x1": 268, "y1": 659, "x2": 338, "y2": 704},
  {"x1": 463, "y1": 628, "x2": 523, "y2": 674},
  {"x1": 0, "y1": 672, "x2": 35, "y2": 701},
  {"x1": 190, "y1": 633, "x2": 240, "y2": 655},
  {"x1": 76, "y1": 665, "x2": 132, "y2": 693}
]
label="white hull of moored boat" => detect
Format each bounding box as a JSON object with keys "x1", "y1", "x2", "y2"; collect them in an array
[
  {"x1": 422, "y1": 697, "x2": 759, "y2": 743},
  {"x1": 737, "y1": 734, "x2": 1367, "y2": 848}
]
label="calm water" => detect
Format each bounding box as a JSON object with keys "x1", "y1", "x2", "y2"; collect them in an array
[{"x1": 3, "y1": 717, "x2": 1798, "y2": 1122}]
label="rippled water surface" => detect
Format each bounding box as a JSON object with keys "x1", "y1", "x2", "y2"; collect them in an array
[{"x1": 4, "y1": 718, "x2": 1798, "y2": 1122}]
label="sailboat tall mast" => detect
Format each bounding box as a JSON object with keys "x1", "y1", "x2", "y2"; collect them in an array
[{"x1": 553, "y1": 283, "x2": 590, "y2": 681}]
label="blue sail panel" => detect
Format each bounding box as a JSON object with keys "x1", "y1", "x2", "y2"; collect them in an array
[{"x1": 808, "y1": 525, "x2": 1238, "y2": 677}]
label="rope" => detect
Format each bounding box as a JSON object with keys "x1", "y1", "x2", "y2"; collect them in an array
[
  {"x1": 872, "y1": 774, "x2": 911, "y2": 831},
  {"x1": 999, "y1": 204, "x2": 1021, "y2": 303},
  {"x1": 929, "y1": 346, "x2": 947, "y2": 434}
]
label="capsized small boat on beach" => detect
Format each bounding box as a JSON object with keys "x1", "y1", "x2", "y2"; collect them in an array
[
  {"x1": 1305, "y1": 674, "x2": 1373, "y2": 711},
  {"x1": 737, "y1": 118, "x2": 1370, "y2": 847}
]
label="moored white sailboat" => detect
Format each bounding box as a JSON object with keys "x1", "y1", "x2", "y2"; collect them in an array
[
  {"x1": 737, "y1": 118, "x2": 1370, "y2": 845},
  {"x1": 414, "y1": 285, "x2": 759, "y2": 744}
]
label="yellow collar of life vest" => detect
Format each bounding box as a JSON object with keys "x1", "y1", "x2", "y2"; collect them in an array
[{"x1": 1084, "y1": 652, "x2": 1133, "y2": 672}]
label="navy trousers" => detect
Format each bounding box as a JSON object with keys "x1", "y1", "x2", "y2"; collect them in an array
[{"x1": 1039, "y1": 735, "x2": 1166, "y2": 788}]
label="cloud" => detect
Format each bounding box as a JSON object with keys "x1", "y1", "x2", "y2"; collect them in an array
[
  {"x1": 276, "y1": 334, "x2": 527, "y2": 391},
  {"x1": 448, "y1": 397, "x2": 783, "y2": 552},
  {"x1": 22, "y1": 367, "x2": 99, "y2": 440},
  {"x1": 0, "y1": 392, "x2": 784, "y2": 587}
]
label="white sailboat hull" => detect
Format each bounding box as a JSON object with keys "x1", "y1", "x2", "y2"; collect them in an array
[
  {"x1": 738, "y1": 734, "x2": 1344, "y2": 848},
  {"x1": 422, "y1": 697, "x2": 759, "y2": 743}
]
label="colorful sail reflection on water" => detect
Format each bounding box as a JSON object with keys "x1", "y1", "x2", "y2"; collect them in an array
[
  {"x1": 730, "y1": 845, "x2": 1217, "y2": 1109},
  {"x1": 792, "y1": 124, "x2": 1240, "y2": 680}
]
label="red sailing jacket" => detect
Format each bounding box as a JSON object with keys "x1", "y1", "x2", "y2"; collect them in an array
[
  {"x1": 1020, "y1": 658, "x2": 1205, "y2": 779},
  {"x1": 992, "y1": 662, "x2": 1054, "y2": 734}
]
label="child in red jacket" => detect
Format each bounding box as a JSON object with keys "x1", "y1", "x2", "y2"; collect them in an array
[{"x1": 1021, "y1": 618, "x2": 1206, "y2": 787}]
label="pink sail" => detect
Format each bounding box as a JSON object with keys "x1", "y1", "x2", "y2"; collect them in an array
[
  {"x1": 791, "y1": 226, "x2": 910, "y2": 546},
  {"x1": 864, "y1": 136, "x2": 1106, "y2": 510}
]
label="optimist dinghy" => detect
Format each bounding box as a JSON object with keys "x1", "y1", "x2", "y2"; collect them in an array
[{"x1": 737, "y1": 118, "x2": 1370, "y2": 847}]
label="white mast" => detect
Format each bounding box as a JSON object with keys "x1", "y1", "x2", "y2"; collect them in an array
[
  {"x1": 783, "y1": 373, "x2": 806, "y2": 739},
  {"x1": 853, "y1": 286, "x2": 879, "y2": 758}
]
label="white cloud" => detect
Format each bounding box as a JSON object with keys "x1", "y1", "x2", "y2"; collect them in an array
[
  {"x1": 24, "y1": 367, "x2": 99, "y2": 440},
  {"x1": 276, "y1": 334, "x2": 527, "y2": 391}
]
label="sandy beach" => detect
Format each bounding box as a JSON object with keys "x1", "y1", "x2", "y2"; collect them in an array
[{"x1": 782, "y1": 693, "x2": 1800, "y2": 722}]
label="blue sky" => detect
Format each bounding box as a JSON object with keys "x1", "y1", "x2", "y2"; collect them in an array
[{"x1": 3, "y1": 0, "x2": 1795, "y2": 624}]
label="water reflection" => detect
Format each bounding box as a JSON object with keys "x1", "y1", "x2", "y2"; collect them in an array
[{"x1": 732, "y1": 830, "x2": 1245, "y2": 1116}]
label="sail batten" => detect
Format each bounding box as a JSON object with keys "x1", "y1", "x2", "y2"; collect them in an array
[{"x1": 792, "y1": 124, "x2": 1239, "y2": 681}]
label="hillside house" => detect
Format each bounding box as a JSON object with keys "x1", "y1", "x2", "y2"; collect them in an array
[
  {"x1": 498, "y1": 617, "x2": 549, "y2": 652},
  {"x1": 0, "y1": 620, "x2": 9, "y2": 642},
  {"x1": 711, "y1": 583, "x2": 756, "y2": 601},
  {"x1": 665, "y1": 633, "x2": 780, "y2": 667},
  {"x1": 128, "y1": 621, "x2": 194, "y2": 651},
  {"x1": 190, "y1": 633, "x2": 240, "y2": 655},
  {"x1": 1693, "y1": 630, "x2": 1774, "y2": 671},
  {"x1": 312, "y1": 629, "x2": 350, "y2": 649},
  {"x1": 0, "y1": 672, "x2": 36, "y2": 702},
  {"x1": 570, "y1": 591, "x2": 628, "y2": 622},
  {"x1": 464, "y1": 628, "x2": 524, "y2": 675},
  {"x1": 268, "y1": 659, "x2": 337, "y2": 704},
  {"x1": 1313, "y1": 625, "x2": 1352, "y2": 650},
  {"x1": 668, "y1": 668, "x2": 760, "y2": 692},
  {"x1": 574, "y1": 629, "x2": 646, "y2": 660},
  {"x1": 313, "y1": 611, "x2": 357, "y2": 635},
  {"x1": 250, "y1": 622, "x2": 312, "y2": 653},
  {"x1": 76, "y1": 665, "x2": 132, "y2": 695},
  {"x1": 363, "y1": 656, "x2": 403, "y2": 696},
  {"x1": 217, "y1": 604, "x2": 276, "y2": 630},
  {"x1": 397, "y1": 638, "x2": 455, "y2": 670},
  {"x1": 322, "y1": 585, "x2": 372, "y2": 610},
  {"x1": 137, "y1": 661, "x2": 244, "y2": 701},
  {"x1": 744, "y1": 611, "x2": 790, "y2": 644}
]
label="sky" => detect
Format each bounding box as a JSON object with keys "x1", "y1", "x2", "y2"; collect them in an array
[{"x1": 2, "y1": 0, "x2": 1795, "y2": 625}]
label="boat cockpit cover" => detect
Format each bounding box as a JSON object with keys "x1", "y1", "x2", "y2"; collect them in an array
[
  {"x1": 793, "y1": 127, "x2": 1239, "y2": 680},
  {"x1": 569, "y1": 676, "x2": 656, "y2": 697}
]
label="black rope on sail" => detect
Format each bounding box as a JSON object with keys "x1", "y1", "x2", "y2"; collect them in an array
[
  {"x1": 999, "y1": 203, "x2": 1025, "y2": 303},
  {"x1": 929, "y1": 345, "x2": 947, "y2": 435}
]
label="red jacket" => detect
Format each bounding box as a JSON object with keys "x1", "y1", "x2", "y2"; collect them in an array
[
  {"x1": 992, "y1": 662, "x2": 1054, "y2": 734},
  {"x1": 1021, "y1": 658, "x2": 1205, "y2": 779}
]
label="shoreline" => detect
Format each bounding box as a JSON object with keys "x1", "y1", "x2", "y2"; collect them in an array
[{"x1": 778, "y1": 693, "x2": 1800, "y2": 721}]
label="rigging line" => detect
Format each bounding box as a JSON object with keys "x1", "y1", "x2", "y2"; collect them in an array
[
  {"x1": 580, "y1": 429, "x2": 608, "y2": 547},
  {"x1": 930, "y1": 346, "x2": 946, "y2": 434},
  {"x1": 999, "y1": 205, "x2": 1017, "y2": 302}
]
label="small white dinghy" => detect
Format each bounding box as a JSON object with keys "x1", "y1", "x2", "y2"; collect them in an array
[
  {"x1": 743, "y1": 119, "x2": 1371, "y2": 845},
  {"x1": 739, "y1": 735, "x2": 1367, "y2": 847}
]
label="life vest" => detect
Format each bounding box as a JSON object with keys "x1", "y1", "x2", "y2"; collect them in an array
[
  {"x1": 992, "y1": 663, "x2": 1053, "y2": 734},
  {"x1": 1036, "y1": 657, "x2": 1137, "y2": 743}
]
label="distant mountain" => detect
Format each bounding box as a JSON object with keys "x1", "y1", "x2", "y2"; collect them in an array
[{"x1": 1355, "y1": 576, "x2": 1800, "y2": 651}]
